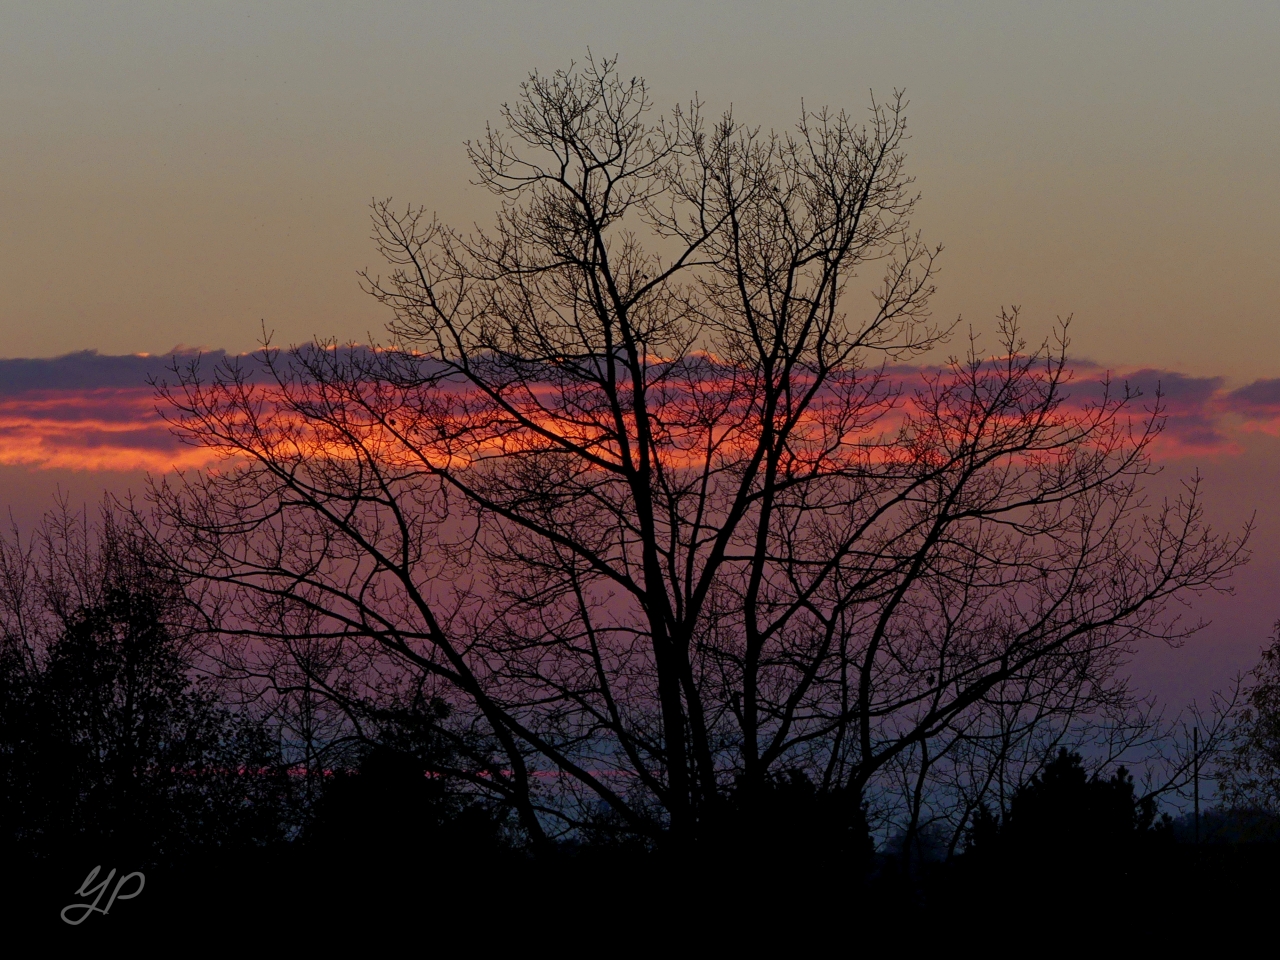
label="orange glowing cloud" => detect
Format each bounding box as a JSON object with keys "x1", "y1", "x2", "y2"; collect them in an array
[
  {"x1": 3, "y1": 351, "x2": 1279, "y2": 475},
  {"x1": 0, "y1": 387, "x2": 222, "y2": 472},
  {"x1": 0, "y1": 351, "x2": 241, "y2": 473}
]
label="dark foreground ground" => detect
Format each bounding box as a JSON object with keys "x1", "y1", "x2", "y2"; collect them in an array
[{"x1": 5, "y1": 840, "x2": 1278, "y2": 942}]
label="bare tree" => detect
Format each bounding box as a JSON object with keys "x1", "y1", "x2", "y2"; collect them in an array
[
  {"x1": 1217, "y1": 623, "x2": 1280, "y2": 818},
  {"x1": 149, "y1": 55, "x2": 1245, "y2": 849},
  {"x1": 0, "y1": 499, "x2": 287, "y2": 858}
]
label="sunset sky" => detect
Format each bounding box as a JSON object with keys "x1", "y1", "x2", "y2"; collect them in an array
[{"x1": 1, "y1": 1, "x2": 1277, "y2": 707}]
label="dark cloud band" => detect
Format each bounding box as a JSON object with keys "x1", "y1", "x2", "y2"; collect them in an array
[{"x1": 0, "y1": 350, "x2": 1274, "y2": 471}]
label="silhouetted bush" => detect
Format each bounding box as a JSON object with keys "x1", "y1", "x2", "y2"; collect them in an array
[
  {"x1": 303, "y1": 744, "x2": 511, "y2": 866},
  {"x1": 1219, "y1": 622, "x2": 1280, "y2": 816},
  {"x1": 711, "y1": 770, "x2": 873, "y2": 874},
  {"x1": 0, "y1": 508, "x2": 290, "y2": 865},
  {"x1": 966, "y1": 749, "x2": 1170, "y2": 875}
]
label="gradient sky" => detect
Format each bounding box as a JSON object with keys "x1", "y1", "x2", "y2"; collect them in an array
[
  {"x1": 2, "y1": 1, "x2": 1278, "y2": 377},
  {"x1": 1, "y1": 1, "x2": 1277, "y2": 707}
]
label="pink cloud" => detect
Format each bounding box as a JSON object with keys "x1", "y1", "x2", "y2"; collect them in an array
[{"x1": 0, "y1": 349, "x2": 1274, "y2": 472}]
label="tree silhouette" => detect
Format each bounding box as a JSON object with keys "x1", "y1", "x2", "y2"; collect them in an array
[
  {"x1": 148, "y1": 54, "x2": 1244, "y2": 853},
  {"x1": 713, "y1": 769, "x2": 872, "y2": 873},
  {"x1": 304, "y1": 744, "x2": 509, "y2": 865},
  {"x1": 1218, "y1": 622, "x2": 1280, "y2": 824},
  {"x1": 0, "y1": 503, "x2": 286, "y2": 862},
  {"x1": 967, "y1": 748, "x2": 1169, "y2": 873}
]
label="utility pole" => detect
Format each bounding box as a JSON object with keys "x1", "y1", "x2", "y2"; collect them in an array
[{"x1": 1193, "y1": 726, "x2": 1200, "y2": 845}]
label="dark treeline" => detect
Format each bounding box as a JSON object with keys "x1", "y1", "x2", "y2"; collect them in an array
[{"x1": 2, "y1": 501, "x2": 1278, "y2": 934}]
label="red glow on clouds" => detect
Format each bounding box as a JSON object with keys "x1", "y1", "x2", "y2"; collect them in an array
[
  {"x1": 0, "y1": 387, "x2": 221, "y2": 472},
  {"x1": 1, "y1": 352, "x2": 1278, "y2": 474}
]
